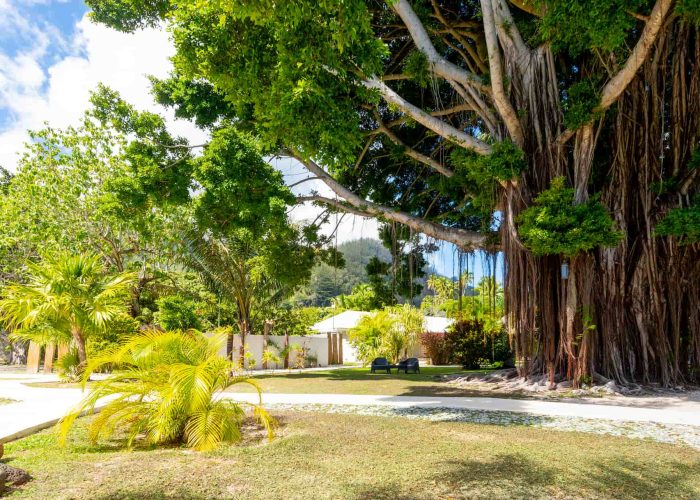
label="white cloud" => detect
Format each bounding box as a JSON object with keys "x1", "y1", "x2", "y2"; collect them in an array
[{"x1": 0, "y1": 13, "x2": 207, "y2": 170}]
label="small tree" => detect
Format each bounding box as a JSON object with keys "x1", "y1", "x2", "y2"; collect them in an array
[
  {"x1": 0, "y1": 253, "x2": 134, "y2": 368},
  {"x1": 59, "y1": 329, "x2": 274, "y2": 451},
  {"x1": 386, "y1": 304, "x2": 423, "y2": 360},
  {"x1": 348, "y1": 310, "x2": 395, "y2": 364},
  {"x1": 420, "y1": 332, "x2": 451, "y2": 365}
]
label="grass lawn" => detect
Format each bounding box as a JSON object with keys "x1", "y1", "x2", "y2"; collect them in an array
[
  {"x1": 24, "y1": 367, "x2": 490, "y2": 397},
  {"x1": 225, "y1": 366, "x2": 492, "y2": 396},
  {"x1": 3, "y1": 411, "x2": 699, "y2": 499}
]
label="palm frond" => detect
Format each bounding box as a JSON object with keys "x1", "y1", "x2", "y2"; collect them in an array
[{"x1": 59, "y1": 329, "x2": 275, "y2": 450}]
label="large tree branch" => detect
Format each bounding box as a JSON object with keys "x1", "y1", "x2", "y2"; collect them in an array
[
  {"x1": 364, "y1": 78, "x2": 493, "y2": 154},
  {"x1": 375, "y1": 114, "x2": 454, "y2": 177},
  {"x1": 391, "y1": 0, "x2": 490, "y2": 94},
  {"x1": 293, "y1": 154, "x2": 486, "y2": 248},
  {"x1": 558, "y1": 0, "x2": 673, "y2": 145},
  {"x1": 382, "y1": 103, "x2": 475, "y2": 128},
  {"x1": 599, "y1": 0, "x2": 673, "y2": 110},
  {"x1": 493, "y1": 0, "x2": 529, "y2": 59},
  {"x1": 480, "y1": 0, "x2": 525, "y2": 145},
  {"x1": 430, "y1": 0, "x2": 489, "y2": 73},
  {"x1": 297, "y1": 195, "x2": 374, "y2": 218}
]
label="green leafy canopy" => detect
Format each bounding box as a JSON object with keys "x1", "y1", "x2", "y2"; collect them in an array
[
  {"x1": 517, "y1": 177, "x2": 622, "y2": 257},
  {"x1": 655, "y1": 195, "x2": 700, "y2": 245}
]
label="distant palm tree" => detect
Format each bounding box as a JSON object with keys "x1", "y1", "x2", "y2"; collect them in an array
[
  {"x1": 181, "y1": 232, "x2": 286, "y2": 364},
  {"x1": 0, "y1": 253, "x2": 135, "y2": 366},
  {"x1": 59, "y1": 329, "x2": 274, "y2": 451}
]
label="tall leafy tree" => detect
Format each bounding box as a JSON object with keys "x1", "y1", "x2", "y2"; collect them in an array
[
  {"x1": 0, "y1": 109, "x2": 190, "y2": 319},
  {"x1": 0, "y1": 254, "x2": 135, "y2": 366},
  {"x1": 85, "y1": 1, "x2": 700, "y2": 385},
  {"x1": 181, "y1": 230, "x2": 314, "y2": 362},
  {"x1": 84, "y1": 88, "x2": 338, "y2": 362}
]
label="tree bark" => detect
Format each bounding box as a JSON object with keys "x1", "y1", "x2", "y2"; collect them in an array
[{"x1": 71, "y1": 326, "x2": 87, "y2": 366}]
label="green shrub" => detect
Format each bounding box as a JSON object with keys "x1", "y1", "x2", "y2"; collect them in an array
[
  {"x1": 446, "y1": 320, "x2": 513, "y2": 369},
  {"x1": 59, "y1": 329, "x2": 274, "y2": 451},
  {"x1": 155, "y1": 295, "x2": 201, "y2": 331},
  {"x1": 446, "y1": 319, "x2": 489, "y2": 369},
  {"x1": 517, "y1": 177, "x2": 622, "y2": 257},
  {"x1": 348, "y1": 310, "x2": 395, "y2": 364},
  {"x1": 57, "y1": 349, "x2": 81, "y2": 382}
]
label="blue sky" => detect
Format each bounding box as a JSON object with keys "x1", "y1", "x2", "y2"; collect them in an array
[
  {"x1": 0, "y1": 1, "x2": 87, "y2": 127},
  {"x1": 0, "y1": 0, "x2": 502, "y2": 281}
]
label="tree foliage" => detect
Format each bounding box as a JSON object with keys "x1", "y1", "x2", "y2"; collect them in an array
[
  {"x1": 59, "y1": 329, "x2": 274, "y2": 451},
  {"x1": 517, "y1": 177, "x2": 622, "y2": 257},
  {"x1": 0, "y1": 253, "x2": 135, "y2": 366}
]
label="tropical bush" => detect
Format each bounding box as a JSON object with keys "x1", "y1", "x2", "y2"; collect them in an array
[
  {"x1": 348, "y1": 310, "x2": 395, "y2": 364},
  {"x1": 446, "y1": 320, "x2": 513, "y2": 369},
  {"x1": 155, "y1": 295, "x2": 202, "y2": 331},
  {"x1": 0, "y1": 253, "x2": 135, "y2": 369},
  {"x1": 261, "y1": 348, "x2": 281, "y2": 370},
  {"x1": 385, "y1": 304, "x2": 424, "y2": 362},
  {"x1": 445, "y1": 320, "x2": 487, "y2": 369},
  {"x1": 420, "y1": 332, "x2": 451, "y2": 365},
  {"x1": 59, "y1": 329, "x2": 275, "y2": 451},
  {"x1": 349, "y1": 306, "x2": 423, "y2": 364}
]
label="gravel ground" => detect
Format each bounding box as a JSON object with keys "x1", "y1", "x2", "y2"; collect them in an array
[{"x1": 268, "y1": 403, "x2": 700, "y2": 450}]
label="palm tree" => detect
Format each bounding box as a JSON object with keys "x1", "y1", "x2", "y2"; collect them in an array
[
  {"x1": 0, "y1": 253, "x2": 135, "y2": 366},
  {"x1": 59, "y1": 329, "x2": 274, "y2": 451},
  {"x1": 181, "y1": 232, "x2": 286, "y2": 364}
]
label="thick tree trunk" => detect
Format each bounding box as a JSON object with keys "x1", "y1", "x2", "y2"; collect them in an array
[{"x1": 502, "y1": 21, "x2": 700, "y2": 386}]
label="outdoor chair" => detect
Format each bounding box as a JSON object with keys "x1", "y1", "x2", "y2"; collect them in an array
[
  {"x1": 370, "y1": 357, "x2": 395, "y2": 373},
  {"x1": 396, "y1": 358, "x2": 420, "y2": 374}
]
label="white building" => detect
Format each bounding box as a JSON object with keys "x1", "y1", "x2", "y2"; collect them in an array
[{"x1": 310, "y1": 310, "x2": 455, "y2": 363}]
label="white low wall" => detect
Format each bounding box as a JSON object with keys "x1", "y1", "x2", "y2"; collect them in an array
[{"x1": 223, "y1": 334, "x2": 333, "y2": 369}]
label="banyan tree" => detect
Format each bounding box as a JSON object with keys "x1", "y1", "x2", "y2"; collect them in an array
[{"x1": 88, "y1": 0, "x2": 700, "y2": 385}]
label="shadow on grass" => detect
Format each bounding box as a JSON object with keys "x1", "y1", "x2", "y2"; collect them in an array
[
  {"x1": 581, "y1": 457, "x2": 700, "y2": 498},
  {"x1": 252, "y1": 366, "x2": 473, "y2": 382},
  {"x1": 428, "y1": 453, "x2": 698, "y2": 499}
]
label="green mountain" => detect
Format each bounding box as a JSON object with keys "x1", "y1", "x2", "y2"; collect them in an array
[{"x1": 293, "y1": 238, "x2": 391, "y2": 306}]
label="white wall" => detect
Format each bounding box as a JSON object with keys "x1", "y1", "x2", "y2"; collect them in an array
[
  {"x1": 339, "y1": 331, "x2": 422, "y2": 364},
  {"x1": 223, "y1": 334, "x2": 332, "y2": 369}
]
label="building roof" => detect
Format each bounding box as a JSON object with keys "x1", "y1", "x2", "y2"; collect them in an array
[
  {"x1": 311, "y1": 310, "x2": 455, "y2": 334},
  {"x1": 423, "y1": 315, "x2": 455, "y2": 333},
  {"x1": 310, "y1": 310, "x2": 371, "y2": 333}
]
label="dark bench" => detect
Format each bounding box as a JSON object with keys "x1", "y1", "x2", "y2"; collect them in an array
[
  {"x1": 396, "y1": 358, "x2": 420, "y2": 374},
  {"x1": 370, "y1": 357, "x2": 397, "y2": 373}
]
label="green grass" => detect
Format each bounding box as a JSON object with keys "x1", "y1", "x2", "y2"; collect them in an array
[
  {"x1": 0, "y1": 397, "x2": 17, "y2": 405},
  {"x1": 24, "y1": 367, "x2": 491, "y2": 397},
  {"x1": 4, "y1": 412, "x2": 700, "y2": 499},
  {"x1": 224, "y1": 366, "x2": 494, "y2": 396}
]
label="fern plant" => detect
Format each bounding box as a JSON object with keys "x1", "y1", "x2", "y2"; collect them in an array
[{"x1": 58, "y1": 329, "x2": 275, "y2": 451}]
